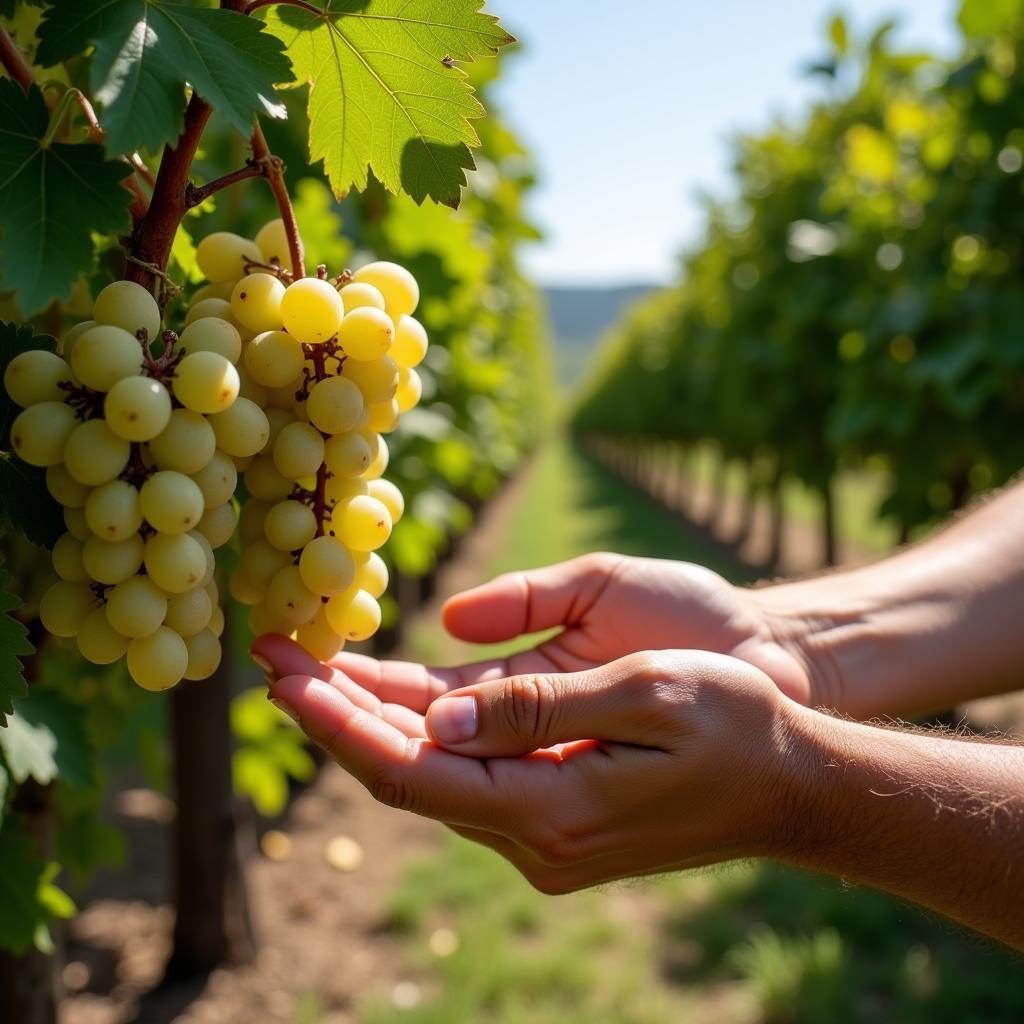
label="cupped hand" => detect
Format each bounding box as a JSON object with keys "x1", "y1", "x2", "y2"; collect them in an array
[{"x1": 252, "y1": 633, "x2": 811, "y2": 894}]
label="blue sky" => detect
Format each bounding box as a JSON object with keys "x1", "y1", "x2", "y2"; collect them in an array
[{"x1": 491, "y1": 1, "x2": 961, "y2": 286}]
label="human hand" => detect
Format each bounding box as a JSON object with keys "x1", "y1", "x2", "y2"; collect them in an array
[
  {"x1": 252, "y1": 634, "x2": 812, "y2": 894},
  {"x1": 423, "y1": 553, "x2": 812, "y2": 705}
]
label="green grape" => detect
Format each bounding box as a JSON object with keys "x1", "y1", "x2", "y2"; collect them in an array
[
  {"x1": 306, "y1": 376, "x2": 364, "y2": 434},
  {"x1": 140, "y1": 471, "x2": 205, "y2": 533},
  {"x1": 243, "y1": 330, "x2": 304, "y2": 388},
  {"x1": 395, "y1": 367, "x2": 422, "y2": 413},
  {"x1": 232, "y1": 452, "x2": 254, "y2": 471},
  {"x1": 63, "y1": 505, "x2": 92, "y2": 541},
  {"x1": 332, "y1": 494, "x2": 392, "y2": 552},
  {"x1": 196, "y1": 502, "x2": 238, "y2": 549},
  {"x1": 93, "y1": 280, "x2": 161, "y2": 343},
  {"x1": 239, "y1": 499, "x2": 270, "y2": 544},
  {"x1": 364, "y1": 398, "x2": 400, "y2": 434},
  {"x1": 105, "y1": 576, "x2": 168, "y2": 638},
  {"x1": 354, "y1": 550, "x2": 389, "y2": 599},
  {"x1": 3, "y1": 349, "x2": 73, "y2": 407},
  {"x1": 244, "y1": 455, "x2": 293, "y2": 502},
  {"x1": 325, "y1": 476, "x2": 369, "y2": 508},
  {"x1": 295, "y1": 604, "x2": 345, "y2": 661},
  {"x1": 178, "y1": 317, "x2": 243, "y2": 363},
  {"x1": 183, "y1": 629, "x2": 222, "y2": 680},
  {"x1": 144, "y1": 532, "x2": 207, "y2": 593},
  {"x1": 127, "y1": 627, "x2": 188, "y2": 691},
  {"x1": 298, "y1": 535, "x2": 355, "y2": 596},
  {"x1": 249, "y1": 600, "x2": 296, "y2": 638},
  {"x1": 82, "y1": 533, "x2": 145, "y2": 585},
  {"x1": 231, "y1": 273, "x2": 285, "y2": 333},
  {"x1": 237, "y1": 368, "x2": 270, "y2": 408},
  {"x1": 164, "y1": 586, "x2": 213, "y2": 638},
  {"x1": 191, "y1": 451, "x2": 238, "y2": 507},
  {"x1": 196, "y1": 232, "x2": 263, "y2": 283},
  {"x1": 264, "y1": 407, "x2": 293, "y2": 448},
  {"x1": 229, "y1": 567, "x2": 265, "y2": 606},
  {"x1": 60, "y1": 319, "x2": 97, "y2": 361},
  {"x1": 52, "y1": 532, "x2": 88, "y2": 582},
  {"x1": 208, "y1": 602, "x2": 225, "y2": 638},
  {"x1": 47, "y1": 464, "x2": 90, "y2": 508},
  {"x1": 352, "y1": 261, "x2": 419, "y2": 319},
  {"x1": 255, "y1": 219, "x2": 293, "y2": 273},
  {"x1": 208, "y1": 396, "x2": 270, "y2": 457},
  {"x1": 337, "y1": 306, "x2": 394, "y2": 362},
  {"x1": 363, "y1": 436, "x2": 390, "y2": 479},
  {"x1": 339, "y1": 282, "x2": 385, "y2": 313},
  {"x1": 239, "y1": 538, "x2": 292, "y2": 590},
  {"x1": 149, "y1": 409, "x2": 217, "y2": 474},
  {"x1": 70, "y1": 325, "x2": 144, "y2": 391},
  {"x1": 341, "y1": 354, "x2": 398, "y2": 404},
  {"x1": 325, "y1": 587, "x2": 381, "y2": 642},
  {"x1": 104, "y1": 376, "x2": 172, "y2": 442},
  {"x1": 85, "y1": 480, "x2": 143, "y2": 541},
  {"x1": 173, "y1": 351, "x2": 240, "y2": 414},
  {"x1": 266, "y1": 564, "x2": 319, "y2": 627},
  {"x1": 367, "y1": 478, "x2": 404, "y2": 524},
  {"x1": 280, "y1": 277, "x2": 344, "y2": 345},
  {"x1": 189, "y1": 281, "x2": 234, "y2": 304},
  {"x1": 273, "y1": 421, "x2": 325, "y2": 481},
  {"x1": 10, "y1": 401, "x2": 78, "y2": 467},
  {"x1": 263, "y1": 499, "x2": 317, "y2": 552},
  {"x1": 77, "y1": 607, "x2": 130, "y2": 665},
  {"x1": 190, "y1": 529, "x2": 216, "y2": 587},
  {"x1": 64, "y1": 418, "x2": 130, "y2": 486},
  {"x1": 39, "y1": 580, "x2": 99, "y2": 637},
  {"x1": 184, "y1": 297, "x2": 233, "y2": 328},
  {"x1": 324, "y1": 431, "x2": 371, "y2": 479},
  {"x1": 391, "y1": 315, "x2": 428, "y2": 369}
]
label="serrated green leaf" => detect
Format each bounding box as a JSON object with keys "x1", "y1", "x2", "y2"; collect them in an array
[
  {"x1": 0, "y1": 818, "x2": 48, "y2": 954},
  {"x1": 17, "y1": 689, "x2": 94, "y2": 789},
  {"x1": 0, "y1": 82, "x2": 133, "y2": 314},
  {"x1": 0, "y1": 711, "x2": 57, "y2": 785},
  {"x1": 0, "y1": 765, "x2": 8, "y2": 828},
  {"x1": 261, "y1": 0, "x2": 514, "y2": 206},
  {"x1": 36, "y1": 1, "x2": 292, "y2": 157},
  {"x1": 0, "y1": 457, "x2": 65, "y2": 549},
  {"x1": 0, "y1": 571, "x2": 32, "y2": 727},
  {"x1": 37, "y1": 862, "x2": 76, "y2": 920}
]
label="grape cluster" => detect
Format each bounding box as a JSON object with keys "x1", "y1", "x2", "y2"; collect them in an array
[
  {"x1": 4, "y1": 280, "x2": 246, "y2": 691},
  {"x1": 203, "y1": 222, "x2": 427, "y2": 661}
]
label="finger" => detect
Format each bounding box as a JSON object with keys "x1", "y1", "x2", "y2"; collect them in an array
[
  {"x1": 268, "y1": 675, "x2": 546, "y2": 832},
  {"x1": 442, "y1": 553, "x2": 622, "y2": 644},
  {"x1": 425, "y1": 652, "x2": 678, "y2": 757}
]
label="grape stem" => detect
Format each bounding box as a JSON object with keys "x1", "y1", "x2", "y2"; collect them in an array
[
  {"x1": 0, "y1": 25, "x2": 34, "y2": 91},
  {"x1": 251, "y1": 123, "x2": 306, "y2": 279},
  {"x1": 185, "y1": 161, "x2": 267, "y2": 208},
  {"x1": 303, "y1": 344, "x2": 332, "y2": 537}
]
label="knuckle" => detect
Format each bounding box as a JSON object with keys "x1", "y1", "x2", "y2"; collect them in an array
[
  {"x1": 367, "y1": 769, "x2": 420, "y2": 814},
  {"x1": 500, "y1": 674, "x2": 559, "y2": 744},
  {"x1": 531, "y1": 825, "x2": 584, "y2": 868}
]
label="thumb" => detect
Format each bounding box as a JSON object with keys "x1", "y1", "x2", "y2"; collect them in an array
[{"x1": 425, "y1": 652, "x2": 672, "y2": 757}]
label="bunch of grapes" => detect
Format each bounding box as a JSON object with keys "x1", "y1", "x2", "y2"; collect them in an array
[
  {"x1": 4, "y1": 279, "x2": 253, "y2": 691},
  {"x1": 199, "y1": 222, "x2": 427, "y2": 662}
]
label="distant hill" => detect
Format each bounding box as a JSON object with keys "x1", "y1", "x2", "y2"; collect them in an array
[{"x1": 543, "y1": 284, "x2": 656, "y2": 388}]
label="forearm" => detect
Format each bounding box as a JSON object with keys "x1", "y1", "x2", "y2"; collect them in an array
[
  {"x1": 753, "y1": 480, "x2": 1024, "y2": 718},
  {"x1": 778, "y1": 707, "x2": 1024, "y2": 951}
]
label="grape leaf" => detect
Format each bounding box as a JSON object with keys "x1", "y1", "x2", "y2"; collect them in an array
[
  {"x1": 260, "y1": 1, "x2": 514, "y2": 207},
  {"x1": 0, "y1": 82, "x2": 133, "y2": 315},
  {"x1": 17, "y1": 689, "x2": 94, "y2": 789},
  {"x1": 36, "y1": 0, "x2": 291, "y2": 157},
  {"x1": 0, "y1": 765, "x2": 8, "y2": 828},
  {"x1": 0, "y1": 711, "x2": 56, "y2": 785},
  {"x1": 0, "y1": 571, "x2": 32, "y2": 728}
]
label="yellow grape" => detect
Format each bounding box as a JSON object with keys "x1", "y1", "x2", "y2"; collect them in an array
[
  {"x1": 265, "y1": 565, "x2": 320, "y2": 627},
  {"x1": 391, "y1": 315, "x2": 428, "y2": 369},
  {"x1": 85, "y1": 480, "x2": 143, "y2": 541},
  {"x1": 352, "y1": 261, "x2": 418, "y2": 319},
  {"x1": 52, "y1": 532, "x2": 88, "y2": 582},
  {"x1": 365, "y1": 398, "x2": 400, "y2": 434},
  {"x1": 105, "y1": 576, "x2": 168, "y2": 638},
  {"x1": 363, "y1": 435, "x2": 390, "y2": 479},
  {"x1": 231, "y1": 272, "x2": 286, "y2": 333},
  {"x1": 104, "y1": 376, "x2": 173, "y2": 442},
  {"x1": 244, "y1": 330, "x2": 304, "y2": 388},
  {"x1": 10, "y1": 401, "x2": 79, "y2": 467},
  {"x1": 191, "y1": 451, "x2": 238, "y2": 508},
  {"x1": 295, "y1": 605, "x2": 345, "y2": 661},
  {"x1": 208, "y1": 602, "x2": 225, "y2": 638},
  {"x1": 196, "y1": 232, "x2": 263, "y2": 283},
  {"x1": 60, "y1": 319, "x2": 97, "y2": 361},
  {"x1": 144, "y1": 532, "x2": 208, "y2": 593},
  {"x1": 337, "y1": 306, "x2": 394, "y2": 361},
  {"x1": 305, "y1": 375, "x2": 364, "y2": 434},
  {"x1": 64, "y1": 505, "x2": 92, "y2": 541},
  {"x1": 71, "y1": 325, "x2": 145, "y2": 391},
  {"x1": 164, "y1": 587, "x2": 213, "y2": 637},
  {"x1": 254, "y1": 218, "x2": 292, "y2": 272},
  {"x1": 196, "y1": 502, "x2": 238, "y2": 549},
  {"x1": 266, "y1": 376, "x2": 304, "y2": 410},
  {"x1": 208, "y1": 397, "x2": 270, "y2": 458},
  {"x1": 82, "y1": 533, "x2": 145, "y2": 585},
  {"x1": 189, "y1": 529, "x2": 216, "y2": 588},
  {"x1": 239, "y1": 538, "x2": 292, "y2": 589},
  {"x1": 248, "y1": 600, "x2": 295, "y2": 638},
  {"x1": 324, "y1": 431, "x2": 371, "y2": 478},
  {"x1": 263, "y1": 499, "x2": 317, "y2": 552},
  {"x1": 39, "y1": 580, "x2": 99, "y2": 637},
  {"x1": 229, "y1": 567, "x2": 265, "y2": 606},
  {"x1": 184, "y1": 297, "x2": 233, "y2": 327},
  {"x1": 395, "y1": 367, "x2": 422, "y2": 413},
  {"x1": 77, "y1": 608, "x2": 131, "y2": 665},
  {"x1": 149, "y1": 409, "x2": 217, "y2": 474},
  {"x1": 325, "y1": 587, "x2": 381, "y2": 642},
  {"x1": 93, "y1": 280, "x2": 161, "y2": 343},
  {"x1": 298, "y1": 535, "x2": 355, "y2": 596},
  {"x1": 339, "y1": 282, "x2": 385, "y2": 312},
  {"x1": 355, "y1": 550, "x2": 389, "y2": 599},
  {"x1": 183, "y1": 629, "x2": 222, "y2": 680},
  {"x1": 178, "y1": 317, "x2": 243, "y2": 362},
  {"x1": 367, "y1": 478, "x2": 404, "y2": 524},
  {"x1": 4, "y1": 350, "x2": 73, "y2": 407},
  {"x1": 244, "y1": 455, "x2": 293, "y2": 502},
  {"x1": 237, "y1": 368, "x2": 271, "y2": 408},
  {"x1": 190, "y1": 281, "x2": 234, "y2": 304},
  {"x1": 140, "y1": 471, "x2": 205, "y2": 533},
  {"x1": 127, "y1": 627, "x2": 188, "y2": 691},
  {"x1": 173, "y1": 351, "x2": 240, "y2": 414},
  {"x1": 273, "y1": 421, "x2": 325, "y2": 481},
  {"x1": 280, "y1": 277, "x2": 344, "y2": 345},
  {"x1": 64, "y1": 418, "x2": 130, "y2": 486},
  {"x1": 332, "y1": 494, "x2": 392, "y2": 552},
  {"x1": 47, "y1": 464, "x2": 90, "y2": 508},
  {"x1": 341, "y1": 354, "x2": 398, "y2": 404}
]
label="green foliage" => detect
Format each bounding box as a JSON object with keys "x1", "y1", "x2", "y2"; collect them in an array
[
  {"x1": 260, "y1": 0, "x2": 514, "y2": 206},
  {"x1": 14, "y1": 688, "x2": 94, "y2": 789},
  {"x1": 0, "y1": 81, "x2": 133, "y2": 314},
  {"x1": 0, "y1": 571, "x2": 32, "y2": 726},
  {"x1": 36, "y1": 0, "x2": 291, "y2": 156}
]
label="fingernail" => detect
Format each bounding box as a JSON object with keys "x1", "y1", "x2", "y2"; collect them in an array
[
  {"x1": 252, "y1": 653, "x2": 276, "y2": 686},
  {"x1": 429, "y1": 695, "x2": 478, "y2": 744},
  {"x1": 269, "y1": 697, "x2": 300, "y2": 725}
]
